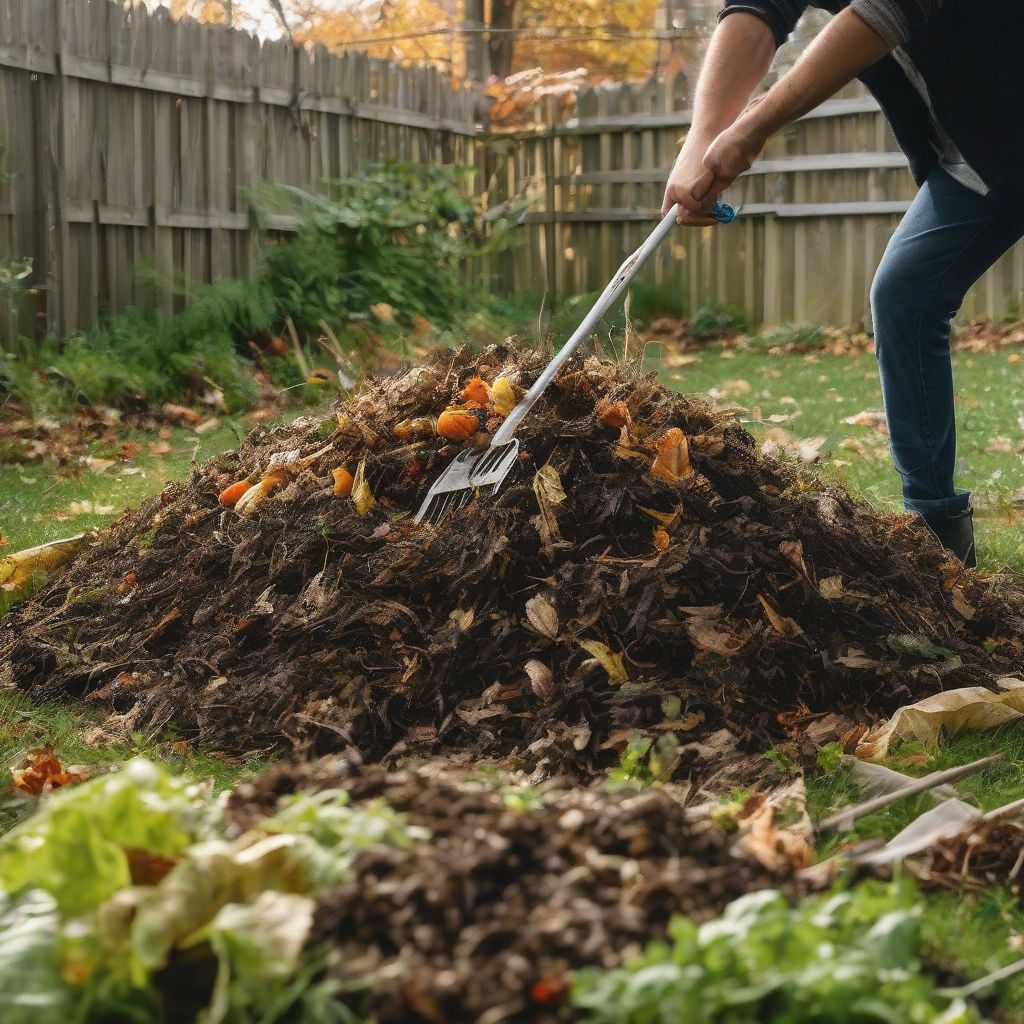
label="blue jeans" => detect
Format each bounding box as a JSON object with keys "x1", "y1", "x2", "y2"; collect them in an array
[{"x1": 871, "y1": 167, "x2": 1024, "y2": 516}]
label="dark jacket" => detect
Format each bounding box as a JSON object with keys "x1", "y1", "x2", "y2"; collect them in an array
[{"x1": 719, "y1": 0, "x2": 1024, "y2": 210}]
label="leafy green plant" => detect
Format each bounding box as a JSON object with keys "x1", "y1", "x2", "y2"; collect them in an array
[
  {"x1": 608, "y1": 737, "x2": 655, "y2": 785},
  {"x1": 747, "y1": 322, "x2": 828, "y2": 351},
  {"x1": 572, "y1": 883, "x2": 986, "y2": 1023},
  {"x1": 689, "y1": 303, "x2": 748, "y2": 340},
  {"x1": 764, "y1": 746, "x2": 798, "y2": 774},
  {"x1": 261, "y1": 162, "x2": 517, "y2": 341},
  {"x1": 816, "y1": 741, "x2": 845, "y2": 774}
]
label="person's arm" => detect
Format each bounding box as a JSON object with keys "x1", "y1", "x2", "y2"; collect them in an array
[
  {"x1": 662, "y1": 12, "x2": 777, "y2": 225},
  {"x1": 691, "y1": 8, "x2": 893, "y2": 206}
]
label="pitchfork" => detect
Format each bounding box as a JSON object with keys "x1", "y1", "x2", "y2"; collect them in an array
[{"x1": 413, "y1": 199, "x2": 737, "y2": 525}]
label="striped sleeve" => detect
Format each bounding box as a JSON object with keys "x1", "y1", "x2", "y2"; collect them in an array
[
  {"x1": 849, "y1": 0, "x2": 943, "y2": 47},
  {"x1": 717, "y1": 0, "x2": 809, "y2": 48}
]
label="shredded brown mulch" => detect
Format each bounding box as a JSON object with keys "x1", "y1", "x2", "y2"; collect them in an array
[
  {"x1": 3, "y1": 344, "x2": 1024, "y2": 781},
  {"x1": 226, "y1": 757, "x2": 784, "y2": 1023},
  {"x1": 916, "y1": 817, "x2": 1024, "y2": 897}
]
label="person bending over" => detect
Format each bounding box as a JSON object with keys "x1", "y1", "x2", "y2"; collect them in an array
[{"x1": 663, "y1": 0, "x2": 1024, "y2": 568}]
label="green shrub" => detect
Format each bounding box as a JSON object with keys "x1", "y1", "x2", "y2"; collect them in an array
[
  {"x1": 747, "y1": 322, "x2": 828, "y2": 351},
  {"x1": 689, "y1": 303, "x2": 749, "y2": 340},
  {"x1": 260, "y1": 161, "x2": 517, "y2": 341}
]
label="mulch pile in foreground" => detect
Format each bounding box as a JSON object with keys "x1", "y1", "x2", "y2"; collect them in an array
[
  {"x1": 227, "y1": 757, "x2": 783, "y2": 1023},
  {"x1": 3, "y1": 344, "x2": 1024, "y2": 781}
]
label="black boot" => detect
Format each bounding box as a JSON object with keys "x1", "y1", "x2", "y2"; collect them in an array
[{"x1": 916, "y1": 506, "x2": 977, "y2": 568}]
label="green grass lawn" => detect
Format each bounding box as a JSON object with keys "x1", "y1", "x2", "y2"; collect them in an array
[{"x1": 0, "y1": 418, "x2": 255, "y2": 555}]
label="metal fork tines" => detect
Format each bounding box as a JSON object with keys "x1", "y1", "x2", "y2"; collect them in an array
[
  {"x1": 414, "y1": 442, "x2": 520, "y2": 525},
  {"x1": 467, "y1": 442, "x2": 519, "y2": 485},
  {"x1": 419, "y1": 487, "x2": 475, "y2": 524}
]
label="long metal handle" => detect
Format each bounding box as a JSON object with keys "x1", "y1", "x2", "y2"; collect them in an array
[{"x1": 493, "y1": 201, "x2": 734, "y2": 444}]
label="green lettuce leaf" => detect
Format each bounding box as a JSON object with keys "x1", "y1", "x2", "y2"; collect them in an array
[
  {"x1": 0, "y1": 758, "x2": 214, "y2": 916},
  {"x1": 0, "y1": 888, "x2": 74, "y2": 1024}
]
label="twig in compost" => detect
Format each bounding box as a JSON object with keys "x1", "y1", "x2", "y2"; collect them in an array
[
  {"x1": 818, "y1": 754, "x2": 1003, "y2": 832},
  {"x1": 938, "y1": 957, "x2": 1024, "y2": 1000}
]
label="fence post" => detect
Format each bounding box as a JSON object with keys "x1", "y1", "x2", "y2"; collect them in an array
[{"x1": 47, "y1": 0, "x2": 71, "y2": 338}]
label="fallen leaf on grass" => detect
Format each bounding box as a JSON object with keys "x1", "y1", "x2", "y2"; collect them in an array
[
  {"x1": 82, "y1": 456, "x2": 116, "y2": 475},
  {"x1": 842, "y1": 409, "x2": 888, "y2": 433},
  {"x1": 985, "y1": 436, "x2": 1019, "y2": 455},
  {"x1": 761, "y1": 429, "x2": 826, "y2": 464},
  {"x1": 0, "y1": 535, "x2": 87, "y2": 592},
  {"x1": 161, "y1": 402, "x2": 202, "y2": 426},
  {"x1": 193, "y1": 417, "x2": 220, "y2": 435},
  {"x1": 857, "y1": 677, "x2": 1024, "y2": 759},
  {"x1": 10, "y1": 747, "x2": 89, "y2": 796},
  {"x1": 57, "y1": 501, "x2": 116, "y2": 519}
]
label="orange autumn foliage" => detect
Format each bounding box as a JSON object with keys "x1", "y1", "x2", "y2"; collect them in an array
[
  {"x1": 650, "y1": 428, "x2": 694, "y2": 482},
  {"x1": 596, "y1": 398, "x2": 630, "y2": 429}
]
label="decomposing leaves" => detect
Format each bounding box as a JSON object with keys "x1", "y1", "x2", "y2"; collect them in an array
[
  {"x1": 650, "y1": 427, "x2": 694, "y2": 482},
  {"x1": 10, "y1": 747, "x2": 89, "y2": 796},
  {"x1": 351, "y1": 459, "x2": 376, "y2": 515},
  {"x1": 578, "y1": 639, "x2": 627, "y2": 685},
  {"x1": 525, "y1": 594, "x2": 559, "y2": 640},
  {"x1": 3, "y1": 344, "x2": 1021, "y2": 793}
]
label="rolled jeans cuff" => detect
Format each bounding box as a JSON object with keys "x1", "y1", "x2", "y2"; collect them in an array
[{"x1": 903, "y1": 490, "x2": 972, "y2": 517}]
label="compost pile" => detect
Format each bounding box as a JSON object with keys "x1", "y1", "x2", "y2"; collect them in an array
[
  {"x1": 3, "y1": 343, "x2": 1023, "y2": 780},
  {"x1": 227, "y1": 757, "x2": 782, "y2": 1023}
]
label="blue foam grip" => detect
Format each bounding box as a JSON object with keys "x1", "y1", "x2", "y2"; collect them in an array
[{"x1": 713, "y1": 200, "x2": 738, "y2": 224}]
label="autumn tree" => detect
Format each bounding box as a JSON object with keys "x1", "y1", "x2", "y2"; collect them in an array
[
  {"x1": 158, "y1": 0, "x2": 716, "y2": 83},
  {"x1": 296, "y1": 0, "x2": 664, "y2": 81}
]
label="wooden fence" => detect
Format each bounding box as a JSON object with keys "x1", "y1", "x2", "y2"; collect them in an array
[
  {"x1": 2, "y1": 4, "x2": 1021, "y2": 339},
  {"x1": 490, "y1": 78, "x2": 1024, "y2": 327},
  {"x1": 0, "y1": 0, "x2": 481, "y2": 339}
]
